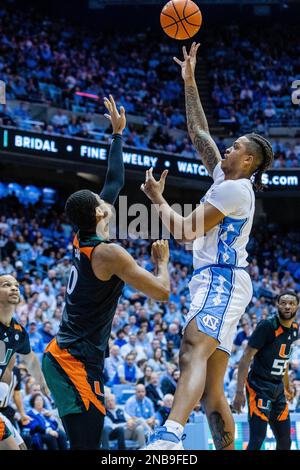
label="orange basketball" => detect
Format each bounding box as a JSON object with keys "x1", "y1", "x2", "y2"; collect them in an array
[{"x1": 160, "y1": 0, "x2": 202, "y2": 40}]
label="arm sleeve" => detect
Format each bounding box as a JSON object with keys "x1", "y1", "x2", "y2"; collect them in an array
[
  {"x1": 207, "y1": 180, "x2": 247, "y2": 216},
  {"x1": 248, "y1": 320, "x2": 274, "y2": 350},
  {"x1": 100, "y1": 134, "x2": 124, "y2": 206}
]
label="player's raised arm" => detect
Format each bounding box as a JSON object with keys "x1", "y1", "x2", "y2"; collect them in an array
[
  {"x1": 141, "y1": 168, "x2": 225, "y2": 242},
  {"x1": 92, "y1": 240, "x2": 170, "y2": 302},
  {"x1": 174, "y1": 42, "x2": 221, "y2": 176},
  {"x1": 100, "y1": 95, "x2": 126, "y2": 205}
]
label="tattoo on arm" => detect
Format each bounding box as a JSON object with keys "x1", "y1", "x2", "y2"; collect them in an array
[
  {"x1": 185, "y1": 83, "x2": 221, "y2": 176},
  {"x1": 208, "y1": 411, "x2": 234, "y2": 450}
]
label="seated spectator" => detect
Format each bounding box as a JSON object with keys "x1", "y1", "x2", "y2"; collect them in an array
[
  {"x1": 160, "y1": 367, "x2": 180, "y2": 396},
  {"x1": 165, "y1": 323, "x2": 181, "y2": 351},
  {"x1": 38, "y1": 321, "x2": 54, "y2": 347},
  {"x1": 136, "y1": 329, "x2": 150, "y2": 352},
  {"x1": 156, "y1": 394, "x2": 174, "y2": 426},
  {"x1": 114, "y1": 353, "x2": 142, "y2": 385},
  {"x1": 136, "y1": 363, "x2": 153, "y2": 387},
  {"x1": 146, "y1": 372, "x2": 164, "y2": 411},
  {"x1": 114, "y1": 329, "x2": 128, "y2": 348},
  {"x1": 232, "y1": 315, "x2": 252, "y2": 353},
  {"x1": 127, "y1": 314, "x2": 139, "y2": 335},
  {"x1": 27, "y1": 321, "x2": 45, "y2": 361},
  {"x1": 165, "y1": 340, "x2": 176, "y2": 362},
  {"x1": 147, "y1": 347, "x2": 167, "y2": 373},
  {"x1": 101, "y1": 394, "x2": 145, "y2": 450},
  {"x1": 24, "y1": 383, "x2": 52, "y2": 413},
  {"x1": 120, "y1": 333, "x2": 147, "y2": 361},
  {"x1": 51, "y1": 110, "x2": 69, "y2": 128},
  {"x1": 105, "y1": 345, "x2": 123, "y2": 384},
  {"x1": 24, "y1": 394, "x2": 68, "y2": 450},
  {"x1": 188, "y1": 403, "x2": 203, "y2": 422},
  {"x1": 124, "y1": 384, "x2": 156, "y2": 431}
]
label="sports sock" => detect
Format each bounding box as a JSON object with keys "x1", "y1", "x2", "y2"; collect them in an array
[{"x1": 164, "y1": 420, "x2": 184, "y2": 439}]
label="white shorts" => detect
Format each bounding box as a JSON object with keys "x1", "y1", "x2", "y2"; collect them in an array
[
  {"x1": 183, "y1": 265, "x2": 253, "y2": 355},
  {"x1": 0, "y1": 412, "x2": 24, "y2": 447}
]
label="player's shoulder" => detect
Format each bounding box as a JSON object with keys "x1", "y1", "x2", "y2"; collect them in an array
[
  {"x1": 11, "y1": 317, "x2": 27, "y2": 335},
  {"x1": 93, "y1": 242, "x2": 123, "y2": 258},
  {"x1": 216, "y1": 178, "x2": 253, "y2": 207},
  {"x1": 255, "y1": 318, "x2": 275, "y2": 333},
  {"x1": 212, "y1": 161, "x2": 225, "y2": 183},
  {"x1": 92, "y1": 242, "x2": 128, "y2": 268}
]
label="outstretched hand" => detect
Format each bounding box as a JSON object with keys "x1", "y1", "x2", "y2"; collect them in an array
[
  {"x1": 104, "y1": 94, "x2": 126, "y2": 135},
  {"x1": 140, "y1": 167, "x2": 168, "y2": 201},
  {"x1": 173, "y1": 42, "x2": 200, "y2": 81}
]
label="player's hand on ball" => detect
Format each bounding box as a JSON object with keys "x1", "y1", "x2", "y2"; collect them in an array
[
  {"x1": 104, "y1": 94, "x2": 126, "y2": 134},
  {"x1": 151, "y1": 240, "x2": 169, "y2": 264},
  {"x1": 173, "y1": 42, "x2": 200, "y2": 81},
  {"x1": 232, "y1": 391, "x2": 245, "y2": 414},
  {"x1": 141, "y1": 167, "x2": 168, "y2": 200}
]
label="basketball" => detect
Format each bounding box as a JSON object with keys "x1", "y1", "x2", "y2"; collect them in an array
[{"x1": 160, "y1": 0, "x2": 202, "y2": 40}]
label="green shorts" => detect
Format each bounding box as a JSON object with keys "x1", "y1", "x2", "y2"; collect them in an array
[{"x1": 42, "y1": 338, "x2": 106, "y2": 419}]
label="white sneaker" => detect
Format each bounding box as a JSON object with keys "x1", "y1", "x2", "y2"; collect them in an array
[{"x1": 143, "y1": 426, "x2": 185, "y2": 451}]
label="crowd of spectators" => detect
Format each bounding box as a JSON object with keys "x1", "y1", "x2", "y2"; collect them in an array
[
  {"x1": 206, "y1": 24, "x2": 300, "y2": 135},
  {"x1": 1, "y1": 4, "x2": 299, "y2": 168},
  {"x1": 2, "y1": 99, "x2": 300, "y2": 168},
  {"x1": 0, "y1": 194, "x2": 300, "y2": 449}
]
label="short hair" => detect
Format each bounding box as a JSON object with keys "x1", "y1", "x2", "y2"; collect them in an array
[
  {"x1": 245, "y1": 133, "x2": 274, "y2": 191},
  {"x1": 29, "y1": 393, "x2": 44, "y2": 409},
  {"x1": 65, "y1": 190, "x2": 99, "y2": 231},
  {"x1": 125, "y1": 353, "x2": 135, "y2": 360},
  {"x1": 277, "y1": 291, "x2": 299, "y2": 305},
  {"x1": 0, "y1": 273, "x2": 15, "y2": 279}
]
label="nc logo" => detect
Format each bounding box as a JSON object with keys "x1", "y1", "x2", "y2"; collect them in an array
[{"x1": 202, "y1": 314, "x2": 219, "y2": 332}]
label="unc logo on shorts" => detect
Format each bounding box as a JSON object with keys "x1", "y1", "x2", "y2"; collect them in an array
[{"x1": 202, "y1": 314, "x2": 220, "y2": 332}]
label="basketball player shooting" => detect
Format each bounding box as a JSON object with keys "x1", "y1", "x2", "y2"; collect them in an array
[{"x1": 141, "y1": 42, "x2": 274, "y2": 450}]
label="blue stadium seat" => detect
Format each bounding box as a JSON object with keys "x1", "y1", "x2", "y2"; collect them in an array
[{"x1": 111, "y1": 384, "x2": 136, "y2": 404}]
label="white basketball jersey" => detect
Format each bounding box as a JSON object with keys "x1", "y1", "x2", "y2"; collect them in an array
[{"x1": 193, "y1": 162, "x2": 255, "y2": 270}]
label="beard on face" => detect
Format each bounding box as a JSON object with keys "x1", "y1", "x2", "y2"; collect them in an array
[{"x1": 278, "y1": 308, "x2": 297, "y2": 321}]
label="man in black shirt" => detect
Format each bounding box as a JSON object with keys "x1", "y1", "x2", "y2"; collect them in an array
[
  {"x1": 0, "y1": 274, "x2": 48, "y2": 450},
  {"x1": 233, "y1": 291, "x2": 299, "y2": 450}
]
